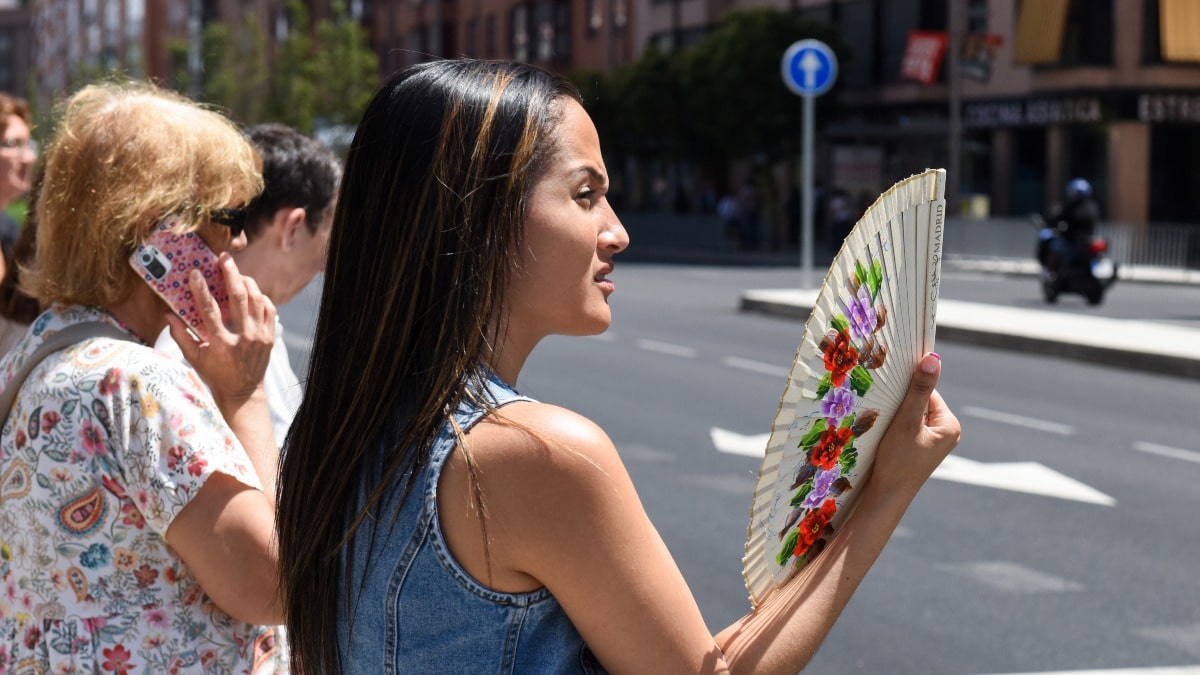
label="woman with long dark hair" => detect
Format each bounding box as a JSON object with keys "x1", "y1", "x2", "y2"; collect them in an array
[{"x1": 278, "y1": 59, "x2": 960, "y2": 673}]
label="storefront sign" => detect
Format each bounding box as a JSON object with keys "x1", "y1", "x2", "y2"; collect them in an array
[
  {"x1": 964, "y1": 97, "x2": 1103, "y2": 128},
  {"x1": 900, "y1": 31, "x2": 948, "y2": 85},
  {"x1": 1137, "y1": 94, "x2": 1200, "y2": 123}
]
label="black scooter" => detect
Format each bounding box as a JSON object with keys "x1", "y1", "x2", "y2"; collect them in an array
[{"x1": 1034, "y1": 215, "x2": 1118, "y2": 306}]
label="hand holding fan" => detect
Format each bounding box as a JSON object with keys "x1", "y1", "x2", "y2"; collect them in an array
[{"x1": 742, "y1": 168, "x2": 946, "y2": 607}]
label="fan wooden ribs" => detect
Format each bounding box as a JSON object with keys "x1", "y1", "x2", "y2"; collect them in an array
[{"x1": 742, "y1": 169, "x2": 946, "y2": 608}]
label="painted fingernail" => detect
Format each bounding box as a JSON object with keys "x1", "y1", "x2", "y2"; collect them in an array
[{"x1": 920, "y1": 353, "x2": 940, "y2": 373}]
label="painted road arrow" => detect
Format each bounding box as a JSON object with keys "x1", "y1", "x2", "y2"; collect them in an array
[{"x1": 710, "y1": 427, "x2": 1116, "y2": 506}]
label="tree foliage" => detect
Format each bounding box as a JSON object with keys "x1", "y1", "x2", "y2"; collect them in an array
[
  {"x1": 198, "y1": 2, "x2": 379, "y2": 133},
  {"x1": 574, "y1": 9, "x2": 847, "y2": 167}
]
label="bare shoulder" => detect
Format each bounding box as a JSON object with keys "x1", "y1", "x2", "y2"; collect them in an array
[
  {"x1": 440, "y1": 400, "x2": 636, "y2": 592},
  {"x1": 465, "y1": 400, "x2": 624, "y2": 483}
]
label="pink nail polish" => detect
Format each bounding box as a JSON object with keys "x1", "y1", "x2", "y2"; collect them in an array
[{"x1": 929, "y1": 352, "x2": 941, "y2": 361}]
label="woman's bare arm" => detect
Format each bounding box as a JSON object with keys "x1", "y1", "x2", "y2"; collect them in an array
[
  {"x1": 450, "y1": 353, "x2": 959, "y2": 674},
  {"x1": 164, "y1": 254, "x2": 283, "y2": 625}
]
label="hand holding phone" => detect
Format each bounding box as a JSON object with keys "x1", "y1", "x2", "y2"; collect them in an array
[{"x1": 129, "y1": 216, "x2": 230, "y2": 342}]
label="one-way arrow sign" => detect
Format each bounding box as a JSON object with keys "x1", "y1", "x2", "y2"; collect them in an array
[{"x1": 710, "y1": 427, "x2": 1115, "y2": 506}]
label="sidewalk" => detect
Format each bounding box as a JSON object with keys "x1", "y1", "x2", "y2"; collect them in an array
[{"x1": 739, "y1": 288, "x2": 1200, "y2": 379}]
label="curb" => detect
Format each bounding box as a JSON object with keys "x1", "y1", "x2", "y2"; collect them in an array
[{"x1": 740, "y1": 289, "x2": 1200, "y2": 380}]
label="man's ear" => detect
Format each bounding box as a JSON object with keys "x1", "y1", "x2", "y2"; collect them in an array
[{"x1": 280, "y1": 207, "x2": 308, "y2": 251}]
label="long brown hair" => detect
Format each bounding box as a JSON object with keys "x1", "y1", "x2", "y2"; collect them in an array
[{"x1": 276, "y1": 59, "x2": 581, "y2": 672}]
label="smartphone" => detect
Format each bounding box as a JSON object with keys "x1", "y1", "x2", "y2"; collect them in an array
[{"x1": 129, "y1": 216, "x2": 229, "y2": 342}]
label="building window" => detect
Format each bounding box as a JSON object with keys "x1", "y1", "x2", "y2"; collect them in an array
[
  {"x1": 511, "y1": 5, "x2": 529, "y2": 62},
  {"x1": 555, "y1": 0, "x2": 570, "y2": 59},
  {"x1": 534, "y1": 0, "x2": 553, "y2": 61},
  {"x1": 1060, "y1": 0, "x2": 1112, "y2": 65},
  {"x1": 485, "y1": 14, "x2": 496, "y2": 58},
  {"x1": 409, "y1": 27, "x2": 426, "y2": 64},
  {"x1": 1143, "y1": 0, "x2": 1162, "y2": 64},
  {"x1": 587, "y1": 0, "x2": 601, "y2": 36},
  {"x1": 837, "y1": 0, "x2": 877, "y2": 88}
]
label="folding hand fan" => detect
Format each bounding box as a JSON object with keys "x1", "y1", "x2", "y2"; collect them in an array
[{"x1": 742, "y1": 168, "x2": 946, "y2": 608}]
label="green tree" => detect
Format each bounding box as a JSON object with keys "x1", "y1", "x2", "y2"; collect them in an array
[
  {"x1": 201, "y1": 15, "x2": 271, "y2": 124},
  {"x1": 312, "y1": 2, "x2": 379, "y2": 129},
  {"x1": 267, "y1": 0, "x2": 320, "y2": 133},
  {"x1": 678, "y1": 9, "x2": 847, "y2": 164}
]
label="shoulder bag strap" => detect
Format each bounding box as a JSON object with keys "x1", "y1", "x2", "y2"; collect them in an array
[{"x1": 0, "y1": 321, "x2": 134, "y2": 426}]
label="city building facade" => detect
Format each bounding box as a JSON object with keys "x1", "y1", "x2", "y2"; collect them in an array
[{"x1": 4, "y1": 0, "x2": 1199, "y2": 231}]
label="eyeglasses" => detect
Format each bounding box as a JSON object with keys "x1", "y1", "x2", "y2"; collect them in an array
[
  {"x1": 210, "y1": 208, "x2": 247, "y2": 237},
  {"x1": 0, "y1": 138, "x2": 33, "y2": 152}
]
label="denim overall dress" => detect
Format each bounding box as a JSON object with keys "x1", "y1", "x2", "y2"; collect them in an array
[{"x1": 337, "y1": 370, "x2": 606, "y2": 674}]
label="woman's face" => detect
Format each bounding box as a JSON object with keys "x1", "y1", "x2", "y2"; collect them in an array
[
  {"x1": 0, "y1": 114, "x2": 35, "y2": 207},
  {"x1": 505, "y1": 99, "x2": 629, "y2": 344}
]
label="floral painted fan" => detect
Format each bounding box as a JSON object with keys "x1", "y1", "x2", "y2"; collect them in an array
[{"x1": 742, "y1": 168, "x2": 946, "y2": 608}]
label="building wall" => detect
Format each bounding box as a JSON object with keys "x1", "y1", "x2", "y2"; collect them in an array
[{"x1": 0, "y1": 7, "x2": 31, "y2": 99}]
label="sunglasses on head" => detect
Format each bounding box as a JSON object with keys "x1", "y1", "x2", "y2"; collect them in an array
[{"x1": 210, "y1": 208, "x2": 247, "y2": 238}]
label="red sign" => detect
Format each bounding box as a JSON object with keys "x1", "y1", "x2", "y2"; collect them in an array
[{"x1": 901, "y1": 30, "x2": 949, "y2": 84}]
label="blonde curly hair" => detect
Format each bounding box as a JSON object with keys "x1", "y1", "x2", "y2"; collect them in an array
[{"x1": 25, "y1": 81, "x2": 262, "y2": 306}]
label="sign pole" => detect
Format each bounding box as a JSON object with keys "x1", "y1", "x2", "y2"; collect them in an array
[
  {"x1": 781, "y1": 39, "x2": 836, "y2": 291},
  {"x1": 801, "y1": 95, "x2": 814, "y2": 290}
]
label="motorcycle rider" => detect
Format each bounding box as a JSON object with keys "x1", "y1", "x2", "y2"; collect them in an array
[{"x1": 1040, "y1": 177, "x2": 1100, "y2": 276}]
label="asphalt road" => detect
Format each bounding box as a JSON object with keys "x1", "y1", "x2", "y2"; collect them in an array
[{"x1": 278, "y1": 263, "x2": 1200, "y2": 674}]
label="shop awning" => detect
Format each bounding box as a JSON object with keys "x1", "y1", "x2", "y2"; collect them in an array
[
  {"x1": 1013, "y1": 0, "x2": 1070, "y2": 64},
  {"x1": 1161, "y1": 0, "x2": 1200, "y2": 62}
]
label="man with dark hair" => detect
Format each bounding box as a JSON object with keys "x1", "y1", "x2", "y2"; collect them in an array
[{"x1": 159, "y1": 123, "x2": 342, "y2": 444}]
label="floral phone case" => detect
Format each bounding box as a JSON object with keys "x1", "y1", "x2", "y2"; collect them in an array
[{"x1": 128, "y1": 216, "x2": 229, "y2": 341}]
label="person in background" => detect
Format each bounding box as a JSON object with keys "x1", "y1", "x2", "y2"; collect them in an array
[
  {"x1": 158, "y1": 123, "x2": 341, "y2": 444},
  {"x1": 0, "y1": 180, "x2": 39, "y2": 354},
  {"x1": 1044, "y1": 177, "x2": 1100, "y2": 272},
  {"x1": 277, "y1": 58, "x2": 960, "y2": 673},
  {"x1": 0, "y1": 93, "x2": 36, "y2": 278},
  {"x1": 0, "y1": 81, "x2": 286, "y2": 672}
]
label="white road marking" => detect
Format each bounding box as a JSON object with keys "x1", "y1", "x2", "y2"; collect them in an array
[
  {"x1": 722, "y1": 356, "x2": 791, "y2": 378},
  {"x1": 636, "y1": 339, "x2": 697, "y2": 358},
  {"x1": 710, "y1": 427, "x2": 769, "y2": 458},
  {"x1": 933, "y1": 455, "x2": 1115, "y2": 506},
  {"x1": 962, "y1": 405, "x2": 1076, "y2": 436},
  {"x1": 1135, "y1": 624, "x2": 1200, "y2": 659},
  {"x1": 937, "y1": 561, "x2": 1083, "y2": 593},
  {"x1": 1134, "y1": 441, "x2": 1200, "y2": 465},
  {"x1": 979, "y1": 662, "x2": 1200, "y2": 667}
]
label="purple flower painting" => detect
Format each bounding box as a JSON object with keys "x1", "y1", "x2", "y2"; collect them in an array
[
  {"x1": 801, "y1": 467, "x2": 842, "y2": 509},
  {"x1": 819, "y1": 386, "x2": 855, "y2": 425},
  {"x1": 847, "y1": 285, "x2": 877, "y2": 339}
]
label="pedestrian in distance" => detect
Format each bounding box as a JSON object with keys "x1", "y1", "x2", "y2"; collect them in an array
[
  {"x1": 277, "y1": 58, "x2": 961, "y2": 674},
  {"x1": 0, "y1": 93, "x2": 36, "y2": 278},
  {"x1": 0, "y1": 81, "x2": 286, "y2": 671},
  {"x1": 157, "y1": 123, "x2": 341, "y2": 446},
  {"x1": 0, "y1": 167, "x2": 41, "y2": 355}
]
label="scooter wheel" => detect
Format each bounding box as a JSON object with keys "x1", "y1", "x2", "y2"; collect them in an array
[
  {"x1": 1086, "y1": 287, "x2": 1104, "y2": 305},
  {"x1": 1042, "y1": 281, "x2": 1059, "y2": 303}
]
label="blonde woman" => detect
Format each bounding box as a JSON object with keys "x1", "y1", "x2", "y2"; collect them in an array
[{"x1": 0, "y1": 83, "x2": 285, "y2": 672}]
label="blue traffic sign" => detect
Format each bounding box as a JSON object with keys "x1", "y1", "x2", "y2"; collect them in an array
[{"x1": 781, "y1": 39, "x2": 838, "y2": 97}]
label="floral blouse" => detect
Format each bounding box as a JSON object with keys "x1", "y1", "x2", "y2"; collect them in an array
[{"x1": 0, "y1": 305, "x2": 286, "y2": 674}]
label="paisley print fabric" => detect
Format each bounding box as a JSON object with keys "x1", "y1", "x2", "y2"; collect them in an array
[{"x1": 0, "y1": 305, "x2": 286, "y2": 674}]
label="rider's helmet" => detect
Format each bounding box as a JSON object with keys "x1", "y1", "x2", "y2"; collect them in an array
[{"x1": 1065, "y1": 177, "x2": 1093, "y2": 202}]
